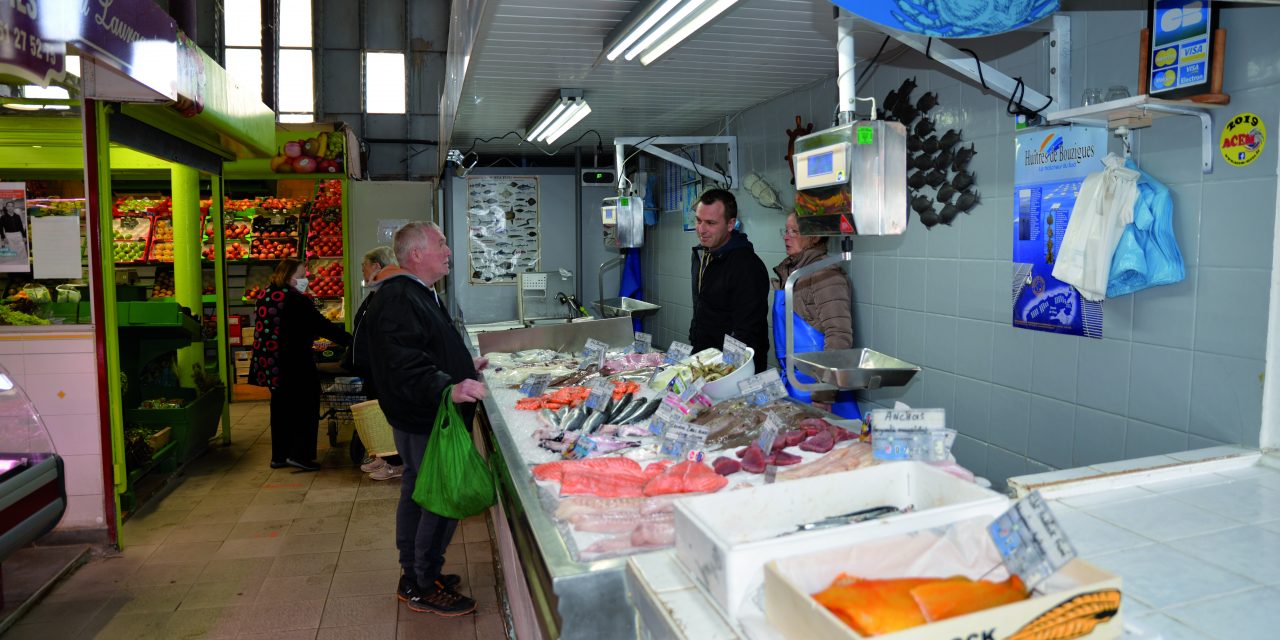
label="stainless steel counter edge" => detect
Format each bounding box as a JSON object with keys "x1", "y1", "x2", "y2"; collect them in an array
[{"x1": 460, "y1": 320, "x2": 641, "y2": 639}]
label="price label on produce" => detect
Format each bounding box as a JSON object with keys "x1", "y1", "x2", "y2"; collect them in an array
[
  {"x1": 632, "y1": 331, "x2": 653, "y2": 354},
  {"x1": 666, "y1": 341, "x2": 693, "y2": 364},
  {"x1": 987, "y1": 491, "x2": 1077, "y2": 590},
  {"x1": 757, "y1": 412, "x2": 784, "y2": 454},
  {"x1": 519, "y1": 373, "x2": 553, "y2": 397},
  {"x1": 738, "y1": 369, "x2": 788, "y2": 405},
  {"x1": 580, "y1": 338, "x2": 609, "y2": 370},
  {"x1": 585, "y1": 378, "x2": 613, "y2": 411},
  {"x1": 722, "y1": 335, "x2": 751, "y2": 367}
]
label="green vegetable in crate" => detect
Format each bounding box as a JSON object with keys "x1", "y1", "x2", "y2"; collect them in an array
[{"x1": 0, "y1": 306, "x2": 50, "y2": 325}]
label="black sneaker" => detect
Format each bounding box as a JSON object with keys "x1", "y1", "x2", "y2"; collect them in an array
[
  {"x1": 285, "y1": 458, "x2": 320, "y2": 472},
  {"x1": 397, "y1": 574, "x2": 461, "y2": 601},
  {"x1": 406, "y1": 579, "x2": 476, "y2": 616},
  {"x1": 270, "y1": 460, "x2": 287, "y2": 469}
]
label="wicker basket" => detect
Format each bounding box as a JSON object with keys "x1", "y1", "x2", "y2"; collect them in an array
[{"x1": 351, "y1": 399, "x2": 398, "y2": 457}]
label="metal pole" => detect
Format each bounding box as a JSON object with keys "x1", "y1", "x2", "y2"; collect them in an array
[{"x1": 835, "y1": 7, "x2": 857, "y2": 125}]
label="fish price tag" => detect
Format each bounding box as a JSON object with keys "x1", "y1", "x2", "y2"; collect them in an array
[
  {"x1": 632, "y1": 331, "x2": 653, "y2": 354},
  {"x1": 756, "y1": 412, "x2": 784, "y2": 455},
  {"x1": 659, "y1": 420, "x2": 711, "y2": 460},
  {"x1": 585, "y1": 378, "x2": 613, "y2": 411},
  {"x1": 679, "y1": 377, "x2": 708, "y2": 403},
  {"x1": 988, "y1": 490, "x2": 1077, "y2": 590},
  {"x1": 665, "y1": 341, "x2": 693, "y2": 364},
  {"x1": 565, "y1": 435, "x2": 598, "y2": 460},
  {"x1": 519, "y1": 373, "x2": 552, "y2": 397},
  {"x1": 871, "y1": 428, "x2": 956, "y2": 462},
  {"x1": 722, "y1": 335, "x2": 751, "y2": 367},
  {"x1": 648, "y1": 394, "x2": 691, "y2": 436},
  {"x1": 738, "y1": 369, "x2": 788, "y2": 405},
  {"x1": 580, "y1": 338, "x2": 609, "y2": 370},
  {"x1": 764, "y1": 464, "x2": 779, "y2": 484}
]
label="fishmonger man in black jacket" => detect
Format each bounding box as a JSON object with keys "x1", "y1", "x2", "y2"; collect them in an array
[
  {"x1": 366, "y1": 221, "x2": 488, "y2": 617},
  {"x1": 689, "y1": 189, "x2": 770, "y2": 372}
]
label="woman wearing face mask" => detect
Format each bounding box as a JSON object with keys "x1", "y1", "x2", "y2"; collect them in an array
[
  {"x1": 771, "y1": 212, "x2": 861, "y2": 420},
  {"x1": 342, "y1": 246, "x2": 407, "y2": 477},
  {"x1": 249, "y1": 257, "x2": 351, "y2": 471}
]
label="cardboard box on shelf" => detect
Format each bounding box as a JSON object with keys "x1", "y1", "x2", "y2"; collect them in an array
[{"x1": 228, "y1": 316, "x2": 244, "y2": 345}]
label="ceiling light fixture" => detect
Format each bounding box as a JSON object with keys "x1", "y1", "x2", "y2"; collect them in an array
[
  {"x1": 604, "y1": 0, "x2": 739, "y2": 66},
  {"x1": 526, "y1": 89, "x2": 592, "y2": 145}
]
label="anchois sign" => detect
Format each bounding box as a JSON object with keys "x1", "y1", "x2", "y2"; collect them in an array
[{"x1": 830, "y1": 0, "x2": 1060, "y2": 38}]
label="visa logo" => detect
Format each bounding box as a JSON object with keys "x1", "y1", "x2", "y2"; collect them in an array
[{"x1": 1181, "y1": 41, "x2": 1207, "y2": 62}]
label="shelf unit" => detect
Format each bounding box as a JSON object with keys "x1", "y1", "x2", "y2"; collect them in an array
[{"x1": 1044, "y1": 95, "x2": 1224, "y2": 174}]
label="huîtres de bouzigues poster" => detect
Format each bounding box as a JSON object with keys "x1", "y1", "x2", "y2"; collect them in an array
[{"x1": 1012, "y1": 127, "x2": 1107, "y2": 338}]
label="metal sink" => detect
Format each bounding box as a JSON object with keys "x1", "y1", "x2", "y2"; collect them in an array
[
  {"x1": 593, "y1": 296, "x2": 661, "y2": 318},
  {"x1": 791, "y1": 348, "x2": 920, "y2": 390}
]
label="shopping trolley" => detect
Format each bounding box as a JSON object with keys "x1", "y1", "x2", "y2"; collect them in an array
[{"x1": 318, "y1": 375, "x2": 365, "y2": 447}]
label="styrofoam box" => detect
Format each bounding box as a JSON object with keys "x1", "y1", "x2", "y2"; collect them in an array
[
  {"x1": 765, "y1": 546, "x2": 1121, "y2": 640},
  {"x1": 673, "y1": 462, "x2": 1008, "y2": 618}
]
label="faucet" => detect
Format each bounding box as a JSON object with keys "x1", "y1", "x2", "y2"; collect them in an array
[{"x1": 598, "y1": 254, "x2": 625, "y2": 310}]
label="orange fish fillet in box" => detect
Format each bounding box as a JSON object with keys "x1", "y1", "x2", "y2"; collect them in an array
[
  {"x1": 813, "y1": 572, "x2": 1029, "y2": 636},
  {"x1": 911, "y1": 574, "x2": 1027, "y2": 622}
]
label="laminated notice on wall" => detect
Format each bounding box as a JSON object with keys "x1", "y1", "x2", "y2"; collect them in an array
[
  {"x1": 0, "y1": 182, "x2": 30, "y2": 273},
  {"x1": 466, "y1": 176, "x2": 540, "y2": 284},
  {"x1": 31, "y1": 216, "x2": 82, "y2": 279}
]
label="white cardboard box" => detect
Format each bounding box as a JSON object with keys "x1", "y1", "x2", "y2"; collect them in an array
[
  {"x1": 673, "y1": 461, "x2": 1008, "y2": 618},
  {"x1": 764, "y1": 524, "x2": 1122, "y2": 640}
]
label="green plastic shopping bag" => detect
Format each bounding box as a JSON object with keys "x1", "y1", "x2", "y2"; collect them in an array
[{"x1": 412, "y1": 387, "x2": 496, "y2": 519}]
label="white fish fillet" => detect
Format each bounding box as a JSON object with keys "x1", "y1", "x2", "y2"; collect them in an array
[{"x1": 778, "y1": 442, "x2": 875, "y2": 481}]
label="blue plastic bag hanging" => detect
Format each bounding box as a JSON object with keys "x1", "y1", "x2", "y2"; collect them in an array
[{"x1": 1106, "y1": 159, "x2": 1185, "y2": 297}]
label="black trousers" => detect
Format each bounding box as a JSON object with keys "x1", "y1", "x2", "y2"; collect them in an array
[{"x1": 269, "y1": 376, "x2": 320, "y2": 463}]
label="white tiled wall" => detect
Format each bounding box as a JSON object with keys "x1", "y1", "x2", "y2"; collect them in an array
[{"x1": 0, "y1": 334, "x2": 107, "y2": 531}]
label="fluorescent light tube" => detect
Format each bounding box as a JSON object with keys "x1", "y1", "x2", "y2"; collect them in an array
[
  {"x1": 626, "y1": 0, "x2": 706, "y2": 61},
  {"x1": 543, "y1": 101, "x2": 592, "y2": 143},
  {"x1": 527, "y1": 101, "x2": 567, "y2": 142},
  {"x1": 641, "y1": 0, "x2": 737, "y2": 65},
  {"x1": 606, "y1": 0, "x2": 682, "y2": 61}
]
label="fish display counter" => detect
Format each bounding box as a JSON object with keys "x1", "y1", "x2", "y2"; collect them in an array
[
  {"x1": 460, "y1": 317, "x2": 901, "y2": 637},
  {"x1": 0, "y1": 366, "x2": 66, "y2": 564}
]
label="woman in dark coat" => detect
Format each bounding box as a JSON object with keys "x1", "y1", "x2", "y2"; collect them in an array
[{"x1": 249, "y1": 258, "x2": 351, "y2": 471}]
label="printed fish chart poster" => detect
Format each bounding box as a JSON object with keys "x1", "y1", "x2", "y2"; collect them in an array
[
  {"x1": 0, "y1": 182, "x2": 30, "y2": 272},
  {"x1": 466, "y1": 176, "x2": 540, "y2": 284},
  {"x1": 1011, "y1": 127, "x2": 1106, "y2": 338}
]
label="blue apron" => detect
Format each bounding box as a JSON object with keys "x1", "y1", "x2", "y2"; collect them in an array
[{"x1": 771, "y1": 290, "x2": 862, "y2": 420}]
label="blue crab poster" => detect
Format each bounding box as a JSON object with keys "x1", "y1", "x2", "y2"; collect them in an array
[
  {"x1": 831, "y1": 0, "x2": 1060, "y2": 38},
  {"x1": 1011, "y1": 126, "x2": 1106, "y2": 338}
]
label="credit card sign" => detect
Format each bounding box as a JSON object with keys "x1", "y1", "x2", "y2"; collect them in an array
[{"x1": 1149, "y1": 0, "x2": 1212, "y2": 96}]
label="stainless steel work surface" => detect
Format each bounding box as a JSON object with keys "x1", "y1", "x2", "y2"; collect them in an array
[{"x1": 476, "y1": 316, "x2": 635, "y2": 356}]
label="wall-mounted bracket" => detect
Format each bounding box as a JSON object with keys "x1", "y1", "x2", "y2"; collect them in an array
[
  {"x1": 1044, "y1": 95, "x2": 1220, "y2": 173},
  {"x1": 613, "y1": 136, "x2": 738, "y2": 192}
]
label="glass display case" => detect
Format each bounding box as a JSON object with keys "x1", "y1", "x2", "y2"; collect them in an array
[{"x1": 0, "y1": 366, "x2": 66, "y2": 561}]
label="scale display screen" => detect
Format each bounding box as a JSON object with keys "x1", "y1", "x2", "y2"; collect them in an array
[
  {"x1": 1149, "y1": 0, "x2": 1213, "y2": 98},
  {"x1": 807, "y1": 151, "x2": 834, "y2": 177}
]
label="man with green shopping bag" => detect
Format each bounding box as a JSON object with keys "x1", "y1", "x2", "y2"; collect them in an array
[{"x1": 367, "y1": 221, "x2": 489, "y2": 617}]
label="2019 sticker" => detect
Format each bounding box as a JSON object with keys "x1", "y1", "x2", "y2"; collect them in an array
[{"x1": 1221, "y1": 112, "x2": 1266, "y2": 168}]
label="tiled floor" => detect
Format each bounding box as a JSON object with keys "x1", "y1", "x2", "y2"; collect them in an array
[{"x1": 6, "y1": 402, "x2": 509, "y2": 640}]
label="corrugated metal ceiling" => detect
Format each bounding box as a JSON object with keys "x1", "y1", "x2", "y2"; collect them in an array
[{"x1": 450, "y1": 0, "x2": 902, "y2": 158}]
